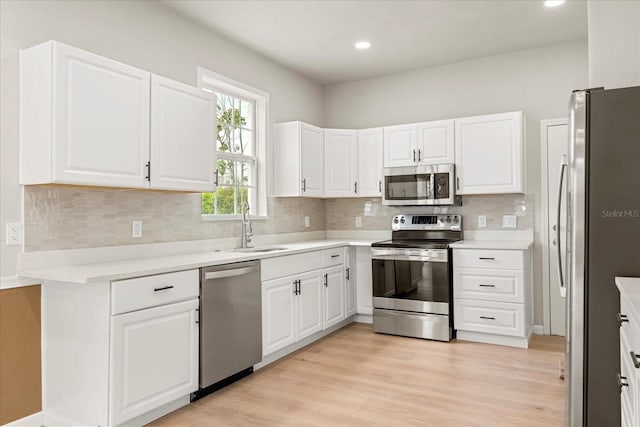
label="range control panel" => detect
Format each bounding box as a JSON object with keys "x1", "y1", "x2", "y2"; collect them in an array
[{"x1": 391, "y1": 214, "x2": 462, "y2": 231}]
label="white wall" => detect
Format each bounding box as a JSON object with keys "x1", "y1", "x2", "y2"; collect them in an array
[
  {"x1": 323, "y1": 40, "x2": 589, "y2": 326},
  {"x1": 588, "y1": 0, "x2": 640, "y2": 89},
  {"x1": 0, "y1": 0, "x2": 324, "y2": 280}
]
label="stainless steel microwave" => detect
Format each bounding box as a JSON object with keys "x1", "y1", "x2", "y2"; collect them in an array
[{"x1": 382, "y1": 164, "x2": 461, "y2": 206}]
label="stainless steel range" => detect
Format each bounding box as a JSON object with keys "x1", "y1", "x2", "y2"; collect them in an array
[{"x1": 371, "y1": 214, "x2": 462, "y2": 341}]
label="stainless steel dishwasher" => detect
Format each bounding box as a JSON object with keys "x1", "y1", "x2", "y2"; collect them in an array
[{"x1": 192, "y1": 260, "x2": 261, "y2": 400}]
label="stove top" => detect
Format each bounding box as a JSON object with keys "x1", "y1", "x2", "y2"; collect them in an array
[{"x1": 372, "y1": 214, "x2": 463, "y2": 249}]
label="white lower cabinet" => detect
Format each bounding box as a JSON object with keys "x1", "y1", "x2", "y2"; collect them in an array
[
  {"x1": 453, "y1": 248, "x2": 532, "y2": 348},
  {"x1": 323, "y1": 265, "x2": 346, "y2": 329},
  {"x1": 110, "y1": 299, "x2": 199, "y2": 425}
]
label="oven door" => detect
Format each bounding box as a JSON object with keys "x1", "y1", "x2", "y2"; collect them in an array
[
  {"x1": 382, "y1": 164, "x2": 457, "y2": 206},
  {"x1": 371, "y1": 248, "x2": 450, "y2": 315}
]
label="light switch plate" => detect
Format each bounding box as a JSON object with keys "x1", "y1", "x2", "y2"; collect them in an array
[
  {"x1": 132, "y1": 220, "x2": 143, "y2": 238},
  {"x1": 502, "y1": 215, "x2": 517, "y2": 228},
  {"x1": 5, "y1": 223, "x2": 23, "y2": 246},
  {"x1": 477, "y1": 215, "x2": 487, "y2": 228},
  {"x1": 304, "y1": 216, "x2": 310, "y2": 227},
  {"x1": 355, "y1": 216, "x2": 362, "y2": 228}
]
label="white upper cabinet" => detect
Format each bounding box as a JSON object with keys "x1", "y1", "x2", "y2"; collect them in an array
[
  {"x1": 357, "y1": 128, "x2": 383, "y2": 197},
  {"x1": 150, "y1": 75, "x2": 216, "y2": 192},
  {"x1": 455, "y1": 111, "x2": 524, "y2": 194},
  {"x1": 383, "y1": 124, "x2": 418, "y2": 167},
  {"x1": 20, "y1": 41, "x2": 217, "y2": 192},
  {"x1": 383, "y1": 120, "x2": 454, "y2": 167},
  {"x1": 273, "y1": 121, "x2": 324, "y2": 197},
  {"x1": 417, "y1": 119, "x2": 455, "y2": 164},
  {"x1": 21, "y1": 41, "x2": 151, "y2": 188},
  {"x1": 324, "y1": 129, "x2": 358, "y2": 197}
]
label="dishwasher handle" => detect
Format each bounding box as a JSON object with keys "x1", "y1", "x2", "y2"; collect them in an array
[{"x1": 203, "y1": 266, "x2": 259, "y2": 281}]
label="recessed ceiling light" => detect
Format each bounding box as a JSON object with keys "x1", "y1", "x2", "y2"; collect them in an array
[
  {"x1": 354, "y1": 41, "x2": 371, "y2": 50},
  {"x1": 544, "y1": 0, "x2": 566, "y2": 7}
]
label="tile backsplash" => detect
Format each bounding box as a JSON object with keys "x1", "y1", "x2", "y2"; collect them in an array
[
  {"x1": 24, "y1": 186, "x2": 326, "y2": 251},
  {"x1": 326, "y1": 194, "x2": 534, "y2": 231}
]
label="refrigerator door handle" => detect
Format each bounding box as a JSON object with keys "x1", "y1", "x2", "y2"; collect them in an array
[{"x1": 556, "y1": 157, "x2": 568, "y2": 298}]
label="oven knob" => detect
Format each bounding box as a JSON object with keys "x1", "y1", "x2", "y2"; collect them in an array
[
  {"x1": 393, "y1": 217, "x2": 399, "y2": 224},
  {"x1": 446, "y1": 216, "x2": 451, "y2": 223},
  {"x1": 453, "y1": 216, "x2": 459, "y2": 223},
  {"x1": 400, "y1": 217, "x2": 406, "y2": 224}
]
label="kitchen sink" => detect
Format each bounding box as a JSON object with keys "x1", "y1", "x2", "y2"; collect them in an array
[{"x1": 229, "y1": 247, "x2": 288, "y2": 253}]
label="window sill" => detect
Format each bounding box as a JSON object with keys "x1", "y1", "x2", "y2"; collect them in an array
[{"x1": 201, "y1": 214, "x2": 268, "y2": 222}]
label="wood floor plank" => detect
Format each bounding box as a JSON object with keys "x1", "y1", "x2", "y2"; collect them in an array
[{"x1": 149, "y1": 323, "x2": 566, "y2": 426}]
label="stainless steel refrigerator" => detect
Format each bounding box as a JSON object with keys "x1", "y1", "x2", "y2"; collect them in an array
[{"x1": 565, "y1": 86, "x2": 640, "y2": 426}]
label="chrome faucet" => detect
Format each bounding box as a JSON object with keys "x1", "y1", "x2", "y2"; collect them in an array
[{"x1": 240, "y1": 202, "x2": 253, "y2": 248}]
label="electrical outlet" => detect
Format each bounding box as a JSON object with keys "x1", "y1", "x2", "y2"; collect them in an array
[
  {"x1": 5, "y1": 223, "x2": 23, "y2": 246},
  {"x1": 355, "y1": 216, "x2": 362, "y2": 228},
  {"x1": 477, "y1": 215, "x2": 487, "y2": 228},
  {"x1": 503, "y1": 215, "x2": 517, "y2": 228},
  {"x1": 304, "y1": 216, "x2": 310, "y2": 227},
  {"x1": 132, "y1": 220, "x2": 143, "y2": 238}
]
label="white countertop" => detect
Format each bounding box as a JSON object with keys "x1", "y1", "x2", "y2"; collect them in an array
[
  {"x1": 19, "y1": 239, "x2": 376, "y2": 284},
  {"x1": 616, "y1": 277, "x2": 640, "y2": 320},
  {"x1": 449, "y1": 239, "x2": 533, "y2": 250}
]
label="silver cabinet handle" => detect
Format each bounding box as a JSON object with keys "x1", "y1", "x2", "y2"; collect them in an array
[
  {"x1": 154, "y1": 285, "x2": 174, "y2": 292},
  {"x1": 302, "y1": 178, "x2": 306, "y2": 192},
  {"x1": 413, "y1": 149, "x2": 416, "y2": 162},
  {"x1": 324, "y1": 273, "x2": 328, "y2": 287},
  {"x1": 479, "y1": 257, "x2": 495, "y2": 260},
  {"x1": 480, "y1": 316, "x2": 495, "y2": 320},
  {"x1": 204, "y1": 266, "x2": 259, "y2": 280},
  {"x1": 418, "y1": 149, "x2": 421, "y2": 162},
  {"x1": 556, "y1": 161, "x2": 567, "y2": 294},
  {"x1": 378, "y1": 180, "x2": 382, "y2": 193},
  {"x1": 331, "y1": 254, "x2": 340, "y2": 258},
  {"x1": 630, "y1": 351, "x2": 640, "y2": 369},
  {"x1": 618, "y1": 373, "x2": 629, "y2": 389},
  {"x1": 456, "y1": 177, "x2": 460, "y2": 191},
  {"x1": 619, "y1": 313, "x2": 630, "y2": 327},
  {"x1": 346, "y1": 267, "x2": 350, "y2": 280},
  {"x1": 354, "y1": 182, "x2": 358, "y2": 194},
  {"x1": 478, "y1": 284, "x2": 495, "y2": 288}
]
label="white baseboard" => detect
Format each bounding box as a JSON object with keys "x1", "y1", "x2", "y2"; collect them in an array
[
  {"x1": 354, "y1": 314, "x2": 372, "y2": 324},
  {"x1": 2, "y1": 411, "x2": 43, "y2": 427},
  {"x1": 532, "y1": 324, "x2": 545, "y2": 335}
]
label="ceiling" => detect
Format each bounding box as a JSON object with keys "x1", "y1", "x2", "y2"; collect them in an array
[{"x1": 162, "y1": 0, "x2": 587, "y2": 85}]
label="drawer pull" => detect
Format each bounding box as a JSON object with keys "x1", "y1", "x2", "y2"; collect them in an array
[
  {"x1": 630, "y1": 351, "x2": 640, "y2": 369},
  {"x1": 331, "y1": 254, "x2": 340, "y2": 258},
  {"x1": 618, "y1": 373, "x2": 629, "y2": 390},
  {"x1": 153, "y1": 285, "x2": 174, "y2": 292},
  {"x1": 618, "y1": 313, "x2": 630, "y2": 327},
  {"x1": 479, "y1": 257, "x2": 496, "y2": 260},
  {"x1": 480, "y1": 316, "x2": 495, "y2": 320},
  {"x1": 478, "y1": 284, "x2": 495, "y2": 288}
]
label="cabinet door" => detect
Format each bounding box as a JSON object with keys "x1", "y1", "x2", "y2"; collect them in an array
[
  {"x1": 150, "y1": 75, "x2": 217, "y2": 191},
  {"x1": 357, "y1": 128, "x2": 384, "y2": 197},
  {"x1": 262, "y1": 277, "x2": 296, "y2": 356},
  {"x1": 296, "y1": 271, "x2": 323, "y2": 340},
  {"x1": 52, "y1": 43, "x2": 151, "y2": 188},
  {"x1": 300, "y1": 123, "x2": 324, "y2": 197},
  {"x1": 110, "y1": 299, "x2": 198, "y2": 426},
  {"x1": 383, "y1": 124, "x2": 417, "y2": 167},
  {"x1": 323, "y1": 265, "x2": 346, "y2": 329},
  {"x1": 324, "y1": 129, "x2": 358, "y2": 197},
  {"x1": 345, "y1": 248, "x2": 357, "y2": 317},
  {"x1": 455, "y1": 112, "x2": 524, "y2": 194},
  {"x1": 417, "y1": 119, "x2": 455, "y2": 164}
]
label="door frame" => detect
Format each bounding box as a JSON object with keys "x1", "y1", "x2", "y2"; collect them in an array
[{"x1": 540, "y1": 118, "x2": 568, "y2": 335}]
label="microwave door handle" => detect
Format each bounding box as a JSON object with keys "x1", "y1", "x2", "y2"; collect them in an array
[{"x1": 556, "y1": 159, "x2": 567, "y2": 297}]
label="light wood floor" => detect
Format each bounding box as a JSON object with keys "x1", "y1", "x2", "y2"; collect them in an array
[{"x1": 150, "y1": 323, "x2": 566, "y2": 426}]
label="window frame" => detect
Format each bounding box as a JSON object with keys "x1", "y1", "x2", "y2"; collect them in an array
[{"x1": 198, "y1": 67, "x2": 269, "y2": 221}]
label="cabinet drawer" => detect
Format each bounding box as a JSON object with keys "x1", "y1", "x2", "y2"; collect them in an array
[
  {"x1": 261, "y1": 251, "x2": 322, "y2": 281},
  {"x1": 322, "y1": 247, "x2": 345, "y2": 267},
  {"x1": 454, "y1": 249, "x2": 523, "y2": 270},
  {"x1": 454, "y1": 299, "x2": 525, "y2": 337},
  {"x1": 454, "y1": 268, "x2": 523, "y2": 303},
  {"x1": 111, "y1": 269, "x2": 199, "y2": 315},
  {"x1": 620, "y1": 295, "x2": 638, "y2": 351}
]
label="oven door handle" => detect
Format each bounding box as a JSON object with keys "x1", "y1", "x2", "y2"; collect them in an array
[{"x1": 371, "y1": 255, "x2": 448, "y2": 263}]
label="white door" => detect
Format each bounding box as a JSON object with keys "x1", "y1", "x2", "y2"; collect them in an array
[
  {"x1": 300, "y1": 123, "x2": 324, "y2": 197},
  {"x1": 323, "y1": 265, "x2": 345, "y2": 329},
  {"x1": 296, "y1": 271, "x2": 323, "y2": 340},
  {"x1": 455, "y1": 112, "x2": 524, "y2": 194},
  {"x1": 417, "y1": 119, "x2": 455, "y2": 164},
  {"x1": 345, "y1": 249, "x2": 357, "y2": 317},
  {"x1": 324, "y1": 129, "x2": 357, "y2": 197},
  {"x1": 545, "y1": 121, "x2": 569, "y2": 336},
  {"x1": 383, "y1": 124, "x2": 418, "y2": 167},
  {"x1": 262, "y1": 277, "x2": 296, "y2": 356},
  {"x1": 357, "y1": 128, "x2": 384, "y2": 197},
  {"x1": 150, "y1": 75, "x2": 217, "y2": 192},
  {"x1": 110, "y1": 299, "x2": 198, "y2": 426},
  {"x1": 53, "y1": 43, "x2": 150, "y2": 188}
]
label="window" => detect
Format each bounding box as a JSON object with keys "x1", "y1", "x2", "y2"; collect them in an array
[{"x1": 198, "y1": 68, "x2": 269, "y2": 219}]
